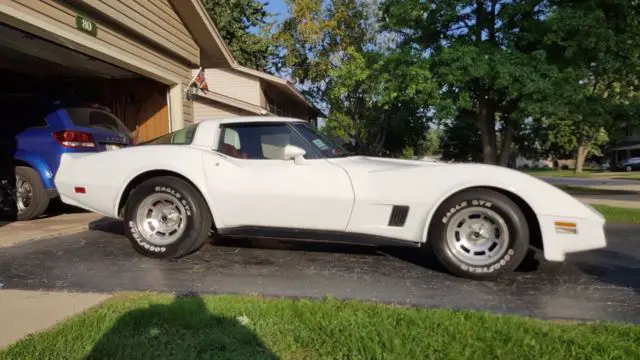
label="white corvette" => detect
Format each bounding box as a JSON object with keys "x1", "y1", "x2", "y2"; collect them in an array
[{"x1": 54, "y1": 117, "x2": 607, "y2": 280}]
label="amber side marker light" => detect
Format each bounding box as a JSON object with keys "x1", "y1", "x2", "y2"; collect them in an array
[{"x1": 555, "y1": 221, "x2": 577, "y2": 234}]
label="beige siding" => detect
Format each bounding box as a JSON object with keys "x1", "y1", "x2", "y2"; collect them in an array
[
  {"x1": 194, "y1": 99, "x2": 251, "y2": 122},
  {"x1": 78, "y1": 0, "x2": 199, "y2": 64},
  {"x1": 8, "y1": 0, "x2": 194, "y2": 83},
  {"x1": 6, "y1": 0, "x2": 198, "y2": 133},
  {"x1": 195, "y1": 68, "x2": 261, "y2": 106},
  {"x1": 182, "y1": 79, "x2": 194, "y2": 125}
]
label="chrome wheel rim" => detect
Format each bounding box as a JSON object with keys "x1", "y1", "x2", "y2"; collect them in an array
[
  {"x1": 445, "y1": 207, "x2": 510, "y2": 266},
  {"x1": 15, "y1": 175, "x2": 32, "y2": 213},
  {"x1": 135, "y1": 193, "x2": 187, "y2": 246}
]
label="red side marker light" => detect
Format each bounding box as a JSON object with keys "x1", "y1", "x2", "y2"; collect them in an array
[{"x1": 74, "y1": 187, "x2": 86, "y2": 194}]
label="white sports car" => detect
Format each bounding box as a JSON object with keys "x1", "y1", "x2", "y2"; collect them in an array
[{"x1": 54, "y1": 117, "x2": 607, "y2": 280}]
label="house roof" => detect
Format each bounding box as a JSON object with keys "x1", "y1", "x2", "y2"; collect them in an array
[
  {"x1": 233, "y1": 65, "x2": 325, "y2": 117},
  {"x1": 193, "y1": 90, "x2": 273, "y2": 116},
  {"x1": 169, "y1": 0, "x2": 236, "y2": 68},
  {"x1": 173, "y1": 1, "x2": 323, "y2": 116}
]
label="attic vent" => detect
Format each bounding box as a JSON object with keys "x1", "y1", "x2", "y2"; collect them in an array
[{"x1": 388, "y1": 205, "x2": 410, "y2": 227}]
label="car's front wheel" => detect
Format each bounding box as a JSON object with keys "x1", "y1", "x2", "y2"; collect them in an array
[
  {"x1": 428, "y1": 189, "x2": 529, "y2": 280},
  {"x1": 123, "y1": 176, "x2": 212, "y2": 259}
]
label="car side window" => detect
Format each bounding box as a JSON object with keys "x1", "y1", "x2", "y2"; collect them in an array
[{"x1": 217, "y1": 123, "x2": 318, "y2": 160}]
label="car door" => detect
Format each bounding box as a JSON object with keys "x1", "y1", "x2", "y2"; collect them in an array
[{"x1": 203, "y1": 122, "x2": 355, "y2": 231}]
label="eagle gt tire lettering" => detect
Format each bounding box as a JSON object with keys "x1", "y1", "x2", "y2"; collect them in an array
[
  {"x1": 123, "y1": 176, "x2": 212, "y2": 259},
  {"x1": 428, "y1": 189, "x2": 529, "y2": 280}
]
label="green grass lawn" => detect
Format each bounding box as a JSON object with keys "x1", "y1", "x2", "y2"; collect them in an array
[
  {"x1": 1, "y1": 293, "x2": 639, "y2": 360},
  {"x1": 593, "y1": 204, "x2": 640, "y2": 224}
]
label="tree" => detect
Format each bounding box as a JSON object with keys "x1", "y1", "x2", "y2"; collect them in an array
[
  {"x1": 202, "y1": 0, "x2": 276, "y2": 71},
  {"x1": 322, "y1": 47, "x2": 438, "y2": 155},
  {"x1": 440, "y1": 110, "x2": 484, "y2": 163},
  {"x1": 276, "y1": 1, "x2": 439, "y2": 156},
  {"x1": 381, "y1": 0, "x2": 563, "y2": 166},
  {"x1": 536, "y1": 0, "x2": 640, "y2": 172},
  {"x1": 274, "y1": 0, "x2": 377, "y2": 103}
]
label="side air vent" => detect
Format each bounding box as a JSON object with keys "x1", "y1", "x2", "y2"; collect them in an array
[{"x1": 388, "y1": 205, "x2": 410, "y2": 227}]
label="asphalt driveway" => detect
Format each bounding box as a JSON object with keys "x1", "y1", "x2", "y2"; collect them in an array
[{"x1": 0, "y1": 223, "x2": 638, "y2": 323}]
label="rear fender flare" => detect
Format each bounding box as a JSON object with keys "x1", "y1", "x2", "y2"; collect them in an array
[
  {"x1": 115, "y1": 168, "x2": 223, "y2": 228},
  {"x1": 14, "y1": 150, "x2": 55, "y2": 189}
]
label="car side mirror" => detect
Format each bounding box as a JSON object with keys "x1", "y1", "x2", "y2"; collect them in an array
[{"x1": 283, "y1": 145, "x2": 307, "y2": 165}]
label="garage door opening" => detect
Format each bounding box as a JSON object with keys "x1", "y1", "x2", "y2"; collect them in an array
[{"x1": 0, "y1": 23, "x2": 170, "y2": 222}]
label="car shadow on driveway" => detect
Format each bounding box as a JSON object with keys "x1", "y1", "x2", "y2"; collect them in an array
[{"x1": 88, "y1": 217, "x2": 542, "y2": 276}]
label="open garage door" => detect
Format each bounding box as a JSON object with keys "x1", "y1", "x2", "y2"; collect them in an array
[
  {"x1": 0, "y1": 23, "x2": 171, "y2": 143},
  {"x1": 0, "y1": 23, "x2": 171, "y2": 221}
]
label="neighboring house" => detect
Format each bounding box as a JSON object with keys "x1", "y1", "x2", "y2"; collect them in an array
[
  {"x1": 189, "y1": 66, "x2": 324, "y2": 127},
  {"x1": 607, "y1": 127, "x2": 640, "y2": 168},
  {"x1": 0, "y1": 0, "x2": 235, "y2": 143}
]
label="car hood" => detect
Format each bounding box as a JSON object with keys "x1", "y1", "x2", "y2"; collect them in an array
[{"x1": 329, "y1": 156, "x2": 443, "y2": 173}]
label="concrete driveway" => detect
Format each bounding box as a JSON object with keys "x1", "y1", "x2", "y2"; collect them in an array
[{"x1": 0, "y1": 222, "x2": 638, "y2": 324}]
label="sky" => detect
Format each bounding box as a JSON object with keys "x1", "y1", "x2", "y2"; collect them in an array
[{"x1": 264, "y1": 0, "x2": 289, "y2": 24}]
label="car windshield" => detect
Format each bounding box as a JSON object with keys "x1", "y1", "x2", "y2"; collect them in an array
[{"x1": 292, "y1": 122, "x2": 351, "y2": 158}]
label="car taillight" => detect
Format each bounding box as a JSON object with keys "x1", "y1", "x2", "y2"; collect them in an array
[{"x1": 53, "y1": 131, "x2": 96, "y2": 148}]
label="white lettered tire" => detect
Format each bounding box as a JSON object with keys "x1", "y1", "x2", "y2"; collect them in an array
[
  {"x1": 428, "y1": 189, "x2": 529, "y2": 280},
  {"x1": 123, "y1": 176, "x2": 212, "y2": 259}
]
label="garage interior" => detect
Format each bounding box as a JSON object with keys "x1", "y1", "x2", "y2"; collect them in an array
[
  {"x1": 0, "y1": 22, "x2": 175, "y2": 220},
  {"x1": 0, "y1": 23, "x2": 171, "y2": 144}
]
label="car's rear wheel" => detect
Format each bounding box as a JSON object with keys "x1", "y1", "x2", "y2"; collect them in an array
[
  {"x1": 123, "y1": 176, "x2": 212, "y2": 259},
  {"x1": 15, "y1": 166, "x2": 49, "y2": 221},
  {"x1": 428, "y1": 189, "x2": 529, "y2": 280}
]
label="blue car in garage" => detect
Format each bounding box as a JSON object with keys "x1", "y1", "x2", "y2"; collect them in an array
[{"x1": 1, "y1": 97, "x2": 132, "y2": 220}]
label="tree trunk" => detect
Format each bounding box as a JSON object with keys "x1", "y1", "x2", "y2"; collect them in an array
[
  {"x1": 477, "y1": 92, "x2": 498, "y2": 164},
  {"x1": 498, "y1": 121, "x2": 515, "y2": 167},
  {"x1": 575, "y1": 144, "x2": 589, "y2": 173}
]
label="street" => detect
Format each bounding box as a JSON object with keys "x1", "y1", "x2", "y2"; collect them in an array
[
  {"x1": 0, "y1": 222, "x2": 638, "y2": 323},
  {"x1": 541, "y1": 176, "x2": 640, "y2": 188}
]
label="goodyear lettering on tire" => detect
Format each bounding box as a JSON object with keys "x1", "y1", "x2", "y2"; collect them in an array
[
  {"x1": 129, "y1": 220, "x2": 166, "y2": 253},
  {"x1": 460, "y1": 249, "x2": 515, "y2": 273}
]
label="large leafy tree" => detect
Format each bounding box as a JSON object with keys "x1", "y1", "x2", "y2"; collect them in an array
[
  {"x1": 275, "y1": 0, "x2": 439, "y2": 155},
  {"x1": 322, "y1": 48, "x2": 437, "y2": 155},
  {"x1": 202, "y1": 0, "x2": 276, "y2": 71},
  {"x1": 381, "y1": 0, "x2": 561, "y2": 166},
  {"x1": 534, "y1": 0, "x2": 640, "y2": 172},
  {"x1": 382, "y1": 0, "x2": 640, "y2": 168},
  {"x1": 273, "y1": 0, "x2": 376, "y2": 103}
]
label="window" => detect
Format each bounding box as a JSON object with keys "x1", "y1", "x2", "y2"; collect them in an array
[
  {"x1": 265, "y1": 95, "x2": 291, "y2": 117},
  {"x1": 142, "y1": 124, "x2": 198, "y2": 145},
  {"x1": 292, "y1": 122, "x2": 351, "y2": 158},
  {"x1": 65, "y1": 107, "x2": 130, "y2": 135},
  {"x1": 217, "y1": 123, "x2": 318, "y2": 160}
]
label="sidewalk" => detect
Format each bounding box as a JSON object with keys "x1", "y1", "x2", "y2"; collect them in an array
[
  {"x1": 574, "y1": 195, "x2": 640, "y2": 209},
  {"x1": 0, "y1": 290, "x2": 110, "y2": 348},
  {"x1": 0, "y1": 212, "x2": 104, "y2": 248}
]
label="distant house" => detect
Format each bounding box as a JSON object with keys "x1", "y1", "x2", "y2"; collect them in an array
[
  {"x1": 189, "y1": 66, "x2": 324, "y2": 127},
  {"x1": 607, "y1": 126, "x2": 640, "y2": 169}
]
